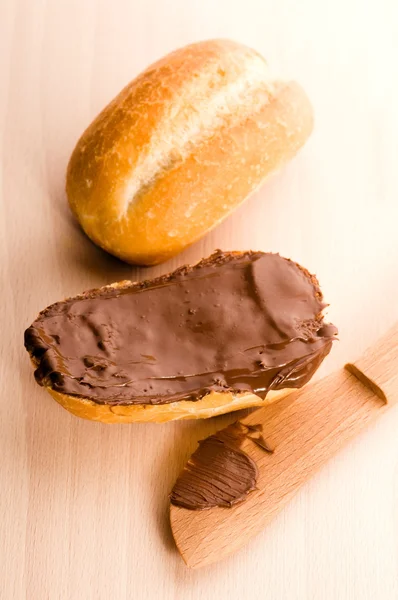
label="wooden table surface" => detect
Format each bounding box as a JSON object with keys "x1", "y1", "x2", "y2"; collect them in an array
[{"x1": 1, "y1": 1, "x2": 398, "y2": 598}]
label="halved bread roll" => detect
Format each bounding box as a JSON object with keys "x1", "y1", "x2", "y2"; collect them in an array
[{"x1": 24, "y1": 251, "x2": 337, "y2": 423}]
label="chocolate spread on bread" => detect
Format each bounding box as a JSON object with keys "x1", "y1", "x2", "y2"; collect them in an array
[{"x1": 24, "y1": 251, "x2": 337, "y2": 405}]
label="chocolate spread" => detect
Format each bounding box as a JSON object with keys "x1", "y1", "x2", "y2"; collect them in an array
[
  {"x1": 170, "y1": 424, "x2": 259, "y2": 510},
  {"x1": 24, "y1": 251, "x2": 337, "y2": 405}
]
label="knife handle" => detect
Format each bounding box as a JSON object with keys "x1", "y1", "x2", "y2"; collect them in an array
[{"x1": 345, "y1": 322, "x2": 398, "y2": 402}]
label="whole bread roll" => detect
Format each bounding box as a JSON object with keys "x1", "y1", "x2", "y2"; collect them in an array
[
  {"x1": 66, "y1": 39, "x2": 313, "y2": 265},
  {"x1": 24, "y1": 251, "x2": 337, "y2": 423}
]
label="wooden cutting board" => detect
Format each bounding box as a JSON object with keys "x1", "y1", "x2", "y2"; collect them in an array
[
  {"x1": 170, "y1": 324, "x2": 398, "y2": 568},
  {"x1": 2, "y1": 2, "x2": 398, "y2": 598}
]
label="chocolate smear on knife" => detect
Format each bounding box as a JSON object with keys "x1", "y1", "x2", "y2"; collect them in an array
[
  {"x1": 170, "y1": 435, "x2": 258, "y2": 510},
  {"x1": 238, "y1": 423, "x2": 274, "y2": 453},
  {"x1": 170, "y1": 421, "x2": 275, "y2": 510}
]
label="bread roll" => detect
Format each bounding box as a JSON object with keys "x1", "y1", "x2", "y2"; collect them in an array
[
  {"x1": 24, "y1": 251, "x2": 337, "y2": 423},
  {"x1": 66, "y1": 39, "x2": 313, "y2": 265}
]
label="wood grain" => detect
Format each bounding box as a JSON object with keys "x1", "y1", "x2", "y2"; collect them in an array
[
  {"x1": 1, "y1": 0, "x2": 398, "y2": 598},
  {"x1": 170, "y1": 324, "x2": 398, "y2": 568}
]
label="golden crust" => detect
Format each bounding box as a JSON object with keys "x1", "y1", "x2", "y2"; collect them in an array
[
  {"x1": 47, "y1": 387, "x2": 292, "y2": 423},
  {"x1": 66, "y1": 39, "x2": 313, "y2": 265}
]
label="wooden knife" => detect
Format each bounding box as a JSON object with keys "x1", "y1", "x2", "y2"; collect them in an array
[{"x1": 170, "y1": 324, "x2": 398, "y2": 568}]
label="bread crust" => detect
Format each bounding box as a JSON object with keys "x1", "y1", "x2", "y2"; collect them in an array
[
  {"x1": 46, "y1": 386, "x2": 291, "y2": 423},
  {"x1": 66, "y1": 39, "x2": 313, "y2": 265}
]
